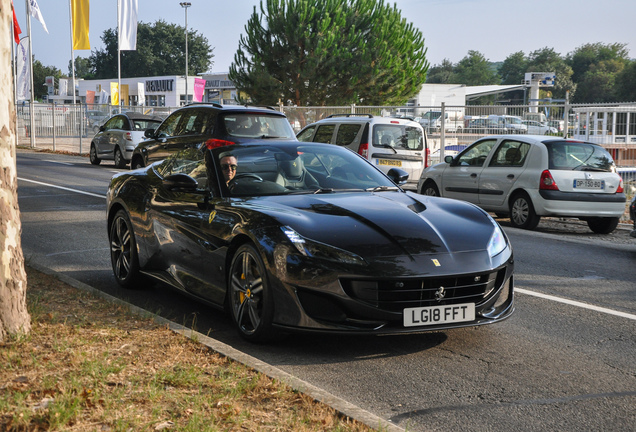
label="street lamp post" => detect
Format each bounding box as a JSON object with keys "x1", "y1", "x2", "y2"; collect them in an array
[{"x1": 180, "y1": 2, "x2": 191, "y2": 105}]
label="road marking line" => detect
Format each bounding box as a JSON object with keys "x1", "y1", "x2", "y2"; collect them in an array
[
  {"x1": 18, "y1": 177, "x2": 106, "y2": 199},
  {"x1": 516, "y1": 288, "x2": 636, "y2": 321},
  {"x1": 44, "y1": 160, "x2": 74, "y2": 165}
]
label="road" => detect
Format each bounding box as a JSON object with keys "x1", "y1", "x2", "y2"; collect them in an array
[{"x1": 16, "y1": 149, "x2": 636, "y2": 432}]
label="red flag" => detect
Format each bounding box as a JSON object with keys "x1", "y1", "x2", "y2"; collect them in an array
[{"x1": 12, "y1": 1, "x2": 22, "y2": 43}]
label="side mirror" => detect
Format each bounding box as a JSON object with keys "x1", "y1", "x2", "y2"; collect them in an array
[
  {"x1": 144, "y1": 128, "x2": 156, "y2": 138},
  {"x1": 163, "y1": 173, "x2": 199, "y2": 191},
  {"x1": 444, "y1": 155, "x2": 454, "y2": 164},
  {"x1": 99, "y1": 125, "x2": 105, "y2": 132},
  {"x1": 387, "y1": 167, "x2": 409, "y2": 185}
]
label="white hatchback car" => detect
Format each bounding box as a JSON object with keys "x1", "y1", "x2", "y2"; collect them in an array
[{"x1": 417, "y1": 135, "x2": 626, "y2": 233}]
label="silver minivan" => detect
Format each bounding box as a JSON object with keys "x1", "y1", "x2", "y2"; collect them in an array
[{"x1": 296, "y1": 114, "x2": 427, "y2": 190}]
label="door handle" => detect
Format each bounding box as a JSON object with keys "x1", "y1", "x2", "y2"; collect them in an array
[
  {"x1": 507, "y1": 174, "x2": 515, "y2": 179},
  {"x1": 470, "y1": 173, "x2": 477, "y2": 178}
]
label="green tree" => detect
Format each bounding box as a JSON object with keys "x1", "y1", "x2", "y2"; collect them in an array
[
  {"x1": 567, "y1": 42, "x2": 629, "y2": 83},
  {"x1": 526, "y1": 47, "x2": 575, "y2": 100},
  {"x1": 88, "y1": 21, "x2": 213, "y2": 79},
  {"x1": 575, "y1": 59, "x2": 625, "y2": 103},
  {"x1": 32, "y1": 60, "x2": 62, "y2": 101},
  {"x1": 453, "y1": 50, "x2": 499, "y2": 86},
  {"x1": 614, "y1": 60, "x2": 636, "y2": 102},
  {"x1": 229, "y1": 0, "x2": 429, "y2": 106},
  {"x1": 68, "y1": 56, "x2": 94, "y2": 80},
  {"x1": 499, "y1": 51, "x2": 527, "y2": 85},
  {"x1": 426, "y1": 59, "x2": 455, "y2": 83},
  {"x1": 567, "y1": 43, "x2": 630, "y2": 103}
]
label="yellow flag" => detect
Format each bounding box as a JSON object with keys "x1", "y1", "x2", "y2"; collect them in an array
[
  {"x1": 110, "y1": 82, "x2": 119, "y2": 105},
  {"x1": 72, "y1": 0, "x2": 90, "y2": 50}
]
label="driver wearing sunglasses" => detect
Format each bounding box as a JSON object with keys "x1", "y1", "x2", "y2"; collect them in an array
[{"x1": 219, "y1": 154, "x2": 238, "y2": 186}]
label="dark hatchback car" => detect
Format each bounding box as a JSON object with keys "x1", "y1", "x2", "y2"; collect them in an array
[
  {"x1": 107, "y1": 141, "x2": 515, "y2": 342},
  {"x1": 130, "y1": 103, "x2": 297, "y2": 169}
]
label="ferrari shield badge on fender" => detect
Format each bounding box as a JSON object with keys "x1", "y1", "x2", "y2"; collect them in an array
[
  {"x1": 431, "y1": 259, "x2": 441, "y2": 267},
  {"x1": 208, "y1": 210, "x2": 217, "y2": 224}
]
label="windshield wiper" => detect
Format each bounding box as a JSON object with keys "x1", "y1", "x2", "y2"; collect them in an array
[
  {"x1": 365, "y1": 186, "x2": 400, "y2": 192},
  {"x1": 259, "y1": 135, "x2": 285, "y2": 139},
  {"x1": 574, "y1": 165, "x2": 607, "y2": 172},
  {"x1": 314, "y1": 188, "x2": 334, "y2": 194}
]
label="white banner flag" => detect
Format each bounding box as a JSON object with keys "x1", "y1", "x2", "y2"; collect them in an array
[
  {"x1": 118, "y1": 0, "x2": 138, "y2": 50},
  {"x1": 28, "y1": 0, "x2": 49, "y2": 33},
  {"x1": 16, "y1": 40, "x2": 30, "y2": 100},
  {"x1": 137, "y1": 82, "x2": 145, "y2": 106}
]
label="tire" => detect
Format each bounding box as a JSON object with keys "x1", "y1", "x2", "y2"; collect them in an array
[
  {"x1": 509, "y1": 192, "x2": 540, "y2": 230},
  {"x1": 131, "y1": 156, "x2": 145, "y2": 170},
  {"x1": 586, "y1": 217, "x2": 619, "y2": 234},
  {"x1": 114, "y1": 147, "x2": 127, "y2": 169},
  {"x1": 89, "y1": 143, "x2": 101, "y2": 165},
  {"x1": 421, "y1": 181, "x2": 440, "y2": 196},
  {"x1": 228, "y1": 243, "x2": 276, "y2": 342},
  {"x1": 109, "y1": 209, "x2": 143, "y2": 289}
]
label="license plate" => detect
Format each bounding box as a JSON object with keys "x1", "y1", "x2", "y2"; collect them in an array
[
  {"x1": 403, "y1": 303, "x2": 475, "y2": 327},
  {"x1": 376, "y1": 159, "x2": 401, "y2": 167},
  {"x1": 573, "y1": 179, "x2": 604, "y2": 189}
]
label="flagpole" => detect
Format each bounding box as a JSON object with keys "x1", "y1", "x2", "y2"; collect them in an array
[
  {"x1": 25, "y1": 0, "x2": 35, "y2": 148},
  {"x1": 68, "y1": 0, "x2": 77, "y2": 105},
  {"x1": 117, "y1": 0, "x2": 122, "y2": 113},
  {"x1": 11, "y1": 10, "x2": 18, "y2": 149}
]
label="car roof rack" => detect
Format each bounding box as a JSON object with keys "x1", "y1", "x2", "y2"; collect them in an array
[
  {"x1": 184, "y1": 102, "x2": 224, "y2": 108},
  {"x1": 245, "y1": 104, "x2": 277, "y2": 111},
  {"x1": 326, "y1": 113, "x2": 374, "y2": 119}
]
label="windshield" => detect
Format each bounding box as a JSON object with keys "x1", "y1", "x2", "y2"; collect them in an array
[
  {"x1": 546, "y1": 141, "x2": 616, "y2": 171},
  {"x1": 222, "y1": 113, "x2": 295, "y2": 139},
  {"x1": 212, "y1": 143, "x2": 399, "y2": 197}
]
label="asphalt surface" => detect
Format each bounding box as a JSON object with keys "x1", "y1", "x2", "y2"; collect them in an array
[{"x1": 16, "y1": 148, "x2": 636, "y2": 432}]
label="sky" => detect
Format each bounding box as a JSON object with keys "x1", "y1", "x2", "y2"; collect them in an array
[{"x1": 12, "y1": 0, "x2": 636, "y2": 76}]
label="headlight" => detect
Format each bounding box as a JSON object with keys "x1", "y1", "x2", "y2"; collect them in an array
[
  {"x1": 281, "y1": 226, "x2": 366, "y2": 265},
  {"x1": 487, "y1": 222, "x2": 508, "y2": 258}
]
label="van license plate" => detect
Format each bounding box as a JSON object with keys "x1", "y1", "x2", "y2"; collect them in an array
[
  {"x1": 377, "y1": 159, "x2": 401, "y2": 167},
  {"x1": 574, "y1": 179, "x2": 604, "y2": 189},
  {"x1": 403, "y1": 303, "x2": 475, "y2": 327}
]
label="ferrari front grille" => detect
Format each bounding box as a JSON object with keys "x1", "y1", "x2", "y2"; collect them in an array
[{"x1": 342, "y1": 269, "x2": 506, "y2": 313}]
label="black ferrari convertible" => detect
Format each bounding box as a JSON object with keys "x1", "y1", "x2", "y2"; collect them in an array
[{"x1": 107, "y1": 141, "x2": 514, "y2": 342}]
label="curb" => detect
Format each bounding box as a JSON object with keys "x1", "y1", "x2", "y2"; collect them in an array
[{"x1": 27, "y1": 261, "x2": 406, "y2": 432}]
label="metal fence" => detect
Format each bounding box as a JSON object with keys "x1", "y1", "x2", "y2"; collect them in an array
[{"x1": 15, "y1": 101, "x2": 636, "y2": 216}]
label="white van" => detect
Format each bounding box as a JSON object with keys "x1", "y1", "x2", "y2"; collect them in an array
[
  {"x1": 419, "y1": 110, "x2": 464, "y2": 132},
  {"x1": 296, "y1": 114, "x2": 428, "y2": 191}
]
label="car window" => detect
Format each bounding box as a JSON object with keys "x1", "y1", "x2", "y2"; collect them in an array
[
  {"x1": 222, "y1": 113, "x2": 295, "y2": 139},
  {"x1": 546, "y1": 142, "x2": 615, "y2": 171},
  {"x1": 372, "y1": 124, "x2": 423, "y2": 151},
  {"x1": 104, "y1": 116, "x2": 124, "y2": 130},
  {"x1": 312, "y1": 125, "x2": 335, "y2": 143},
  {"x1": 155, "y1": 111, "x2": 184, "y2": 138},
  {"x1": 335, "y1": 124, "x2": 361, "y2": 146},
  {"x1": 132, "y1": 119, "x2": 161, "y2": 131},
  {"x1": 456, "y1": 139, "x2": 497, "y2": 167},
  {"x1": 489, "y1": 140, "x2": 531, "y2": 167},
  {"x1": 156, "y1": 148, "x2": 207, "y2": 189},
  {"x1": 296, "y1": 126, "x2": 316, "y2": 142},
  {"x1": 176, "y1": 110, "x2": 211, "y2": 136}
]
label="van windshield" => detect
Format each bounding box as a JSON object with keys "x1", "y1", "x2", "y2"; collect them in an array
[{"x1": 372, "y1": 125, "x2": 423, "y2": 151}]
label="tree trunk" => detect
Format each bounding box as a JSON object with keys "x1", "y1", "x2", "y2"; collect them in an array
[{"x1": 0, "y1": 3, "x2": 31, "y2": 341}]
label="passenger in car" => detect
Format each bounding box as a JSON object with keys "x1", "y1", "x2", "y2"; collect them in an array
[{"x1": 220, "y1": 154, "x2": 238, "y2": 185}]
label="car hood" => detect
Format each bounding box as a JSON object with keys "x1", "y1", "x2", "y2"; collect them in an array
[{"x1": 234, "y1": 191, "x2": 497, "y2": 260}]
